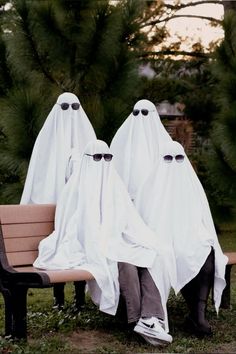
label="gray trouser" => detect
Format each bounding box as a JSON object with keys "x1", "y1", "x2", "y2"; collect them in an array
[{"x1": 118, "y1": 262, "x2": 164, "y2": 323}]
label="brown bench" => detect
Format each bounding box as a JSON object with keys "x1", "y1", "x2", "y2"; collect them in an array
[
  {"x1": 220, "y1": 251, "x2": 236, "y2": 309},
  {"x1": 0, "y1": 204, "x2": 94, "y2": 339}
]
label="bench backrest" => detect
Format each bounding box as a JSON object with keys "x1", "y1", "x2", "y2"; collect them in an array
[{"x1": 0, "y1": 204, "x2": 55, "y2": 267}]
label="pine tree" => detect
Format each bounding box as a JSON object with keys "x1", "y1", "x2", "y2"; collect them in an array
[
  {"x1": 208, "y1": 10, "x2": 236, "y2": 216},
  {"x1": 0, "y1": 0, "x2": 160, "y2": 203}
]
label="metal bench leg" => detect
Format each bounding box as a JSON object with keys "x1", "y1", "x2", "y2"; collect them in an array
[
  {"x1": 1, "y1": 287, "x2": 14, "y2": 336},
  {"x1": 53, "y1": 283, "x2": 65, "y2": 308},
  {"x1": 11, "y1": 286, "x2": 28, "y2": 339},
  {"x1": 220, "y1": 264, "x2": 232, "y2": 309},
  {"x1": 74, "y1": 281, "x2": 86, "y2": 310}
]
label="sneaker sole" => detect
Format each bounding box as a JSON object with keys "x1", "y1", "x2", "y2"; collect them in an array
[
  {"x1": 134, "y1": 325, "x2": 172, "y2": 344},
  {"x1": 136, "y1": 332, "x2": 167, "y2": 346}
]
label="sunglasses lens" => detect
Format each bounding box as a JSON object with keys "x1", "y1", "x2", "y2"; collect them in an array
[
  {"x1": 104, "y1": 154, "x2": 113, "y2": 161},
  {"x1": 133, "y1": 109, "x2": 139, "y2": 116},
  {"x1": 141, "y1": 109, "x2": 149, "y2": 116},
  {"x1": 175, "y1": 154, "x2": 185, "y2": 162},
  {"x1": 61, "y1": 103, "x2": 70, "y2": 110},
  {"x1": 71, "y1": 103, "x2": 80, "y2": 110},
  {"x1": 163, "y1": 155, "x2": 173, "y2": 163},
  {"x1": 93, "y1": 154, "x2": 102, "y2": 161}
]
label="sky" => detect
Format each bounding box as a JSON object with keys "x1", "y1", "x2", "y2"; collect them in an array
[
  {"x1": 140, "y1": 1, "x2": 224, "y2": 77},
  {"x1": 165, "y1": 1, "x2": 224, "y2": 51}
]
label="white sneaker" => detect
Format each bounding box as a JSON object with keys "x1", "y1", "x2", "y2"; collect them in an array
[{"x1": 134, "y1": 317, "x2": 173, "y2": 346}]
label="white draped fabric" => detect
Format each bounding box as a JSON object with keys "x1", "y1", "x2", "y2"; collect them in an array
[
  {"x1": 136, "y1": 141, "x2": 228, "y2": 312},
  {"x1": 20, "y1": 92, "x2": 96, "y2": 204},
  {"x1": 110, "y1": 99, "x2": 171, "y2": 201},
  {"x1": 33, "y1": 140, "x2": 174, "y2": 330}
]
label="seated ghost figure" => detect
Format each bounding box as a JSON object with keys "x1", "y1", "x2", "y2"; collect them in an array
[
  {"x1": 110, "y1": 99, "x2": 171, "y2": 202},
  {"x1": 20, "y1": 92, "x2": 96, "y2": 204},
  {"x1": 136, "y1": 141, "x2": 228, "y2": 337},
  {"x1": 34, "y1": 140, "x2": 175, "y2": 346}
]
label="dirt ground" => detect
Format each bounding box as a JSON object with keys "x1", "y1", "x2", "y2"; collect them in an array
[
  {"x1": 68, "y1": 329, "x2": 131, "y2": 353},
  {"x1": 66, "y1": 330, "x2": 236, "y2": 354}
]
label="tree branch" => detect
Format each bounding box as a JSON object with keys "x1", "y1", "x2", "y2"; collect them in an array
[
  {"x1": 141, "y1": 14, "x2": 222, "y2": 28},
  {"x1": 165, "y1": 0, "x2": 222, "y2": 11},
  {"x1": 140, "y1": 50, "x2": 211, "y2": 59}
]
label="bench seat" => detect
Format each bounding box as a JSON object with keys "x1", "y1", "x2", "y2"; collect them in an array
[{"x1": 13, "y1": 266, "x2": 94, "y2": 284}]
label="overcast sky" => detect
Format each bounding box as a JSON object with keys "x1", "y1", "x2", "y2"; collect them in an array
[{"x1": 166, "y1": 1, "x2": 224, "y2": 50}]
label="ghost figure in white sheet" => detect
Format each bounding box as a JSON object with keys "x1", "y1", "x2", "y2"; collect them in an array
[
  {"x1": 33, "y1": 140, "x2": 175, "y2": 331},
  {"x1": 20, "y1": 92, "x2": 96, "y2": 204},
  {"x1": 136, "y1": 141, "x2": 228, "y2": 313},
  {"x1": 110, "y1": 99, "x2": 172, "y2": 202}
]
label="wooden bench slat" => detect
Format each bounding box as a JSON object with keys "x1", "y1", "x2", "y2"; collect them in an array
[
  {"x1": 6, "y1": 251, "x2": 38, "y2": 266},
  {"x1": 14, "y1": 266, "x2": 94, "y2": 283},
  {"x1": 225, "y1": 252, "x2": 236, "y2": 265},
  {"x1": 0, "y1": 204, "x2": 55, "y2": 224},
  {"x1": 5, "y1": 236, "x2": 46, "y2": 253},
  {"x1": 2, "y1": 222, "x2": 54, "y2": 238}
]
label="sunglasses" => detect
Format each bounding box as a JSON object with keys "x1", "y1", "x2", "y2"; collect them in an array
[
  {"x1": 133, "y1": 109, "x2": 155, "y2": 116},
  {"x1": 85, "y1": 153, "x2": 113, "y2": 161},
  {"x1": 163, "y1": 154, "x2": 185, "y2": 163},
  {"x1": 57, "y1": 102, "x2": 80, "y2": 110}
]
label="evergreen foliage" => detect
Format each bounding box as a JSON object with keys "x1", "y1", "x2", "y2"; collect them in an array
[
  {"x1": 140, "y1": 58, "x2": 218, "y2": 140},
  {"x1": 208, "y1": 10, "x2": 236, "y2": 215}
]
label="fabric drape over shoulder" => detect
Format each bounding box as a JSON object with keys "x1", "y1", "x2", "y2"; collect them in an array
[
  {"x1": 33, "y1": 140, "x2": 174, "y2": 329},
  {"x1": 136, "y1": 141, "x2": 228, "y2": 312},
  {"x1": 20, "y1": 92, "x2": 96, "y2": 204},
  {"x1": 110, "y1": 99, "x2": 171, "y2": 201}
]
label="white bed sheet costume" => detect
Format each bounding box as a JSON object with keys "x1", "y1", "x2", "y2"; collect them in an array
[
  {"x1": 33, "y1": 140, "x2": 175, "y2": 331},
  {"x1": 110, "y1": 99, "x2": 172, "y2": 201},
  {"x1": 136, "y1": 141, "x2": 228, "y2": 313},
  {"x1": 20, "y1": 92, "x2": 96, "y2": 204}
]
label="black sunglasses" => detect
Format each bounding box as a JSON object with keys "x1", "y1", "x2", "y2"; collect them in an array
[
  {"x1": 57, "y1": 102, "x2": 80, "y2": 110},
  {"x1": 85, "y1": 153, "x2": 113, "y2": 161},
  {"x1": 133, "y1": 109, "x2": 155, "y2": 116},
  {"x1": 163, "y1": 154, "x2": 185, "y2": 163}
]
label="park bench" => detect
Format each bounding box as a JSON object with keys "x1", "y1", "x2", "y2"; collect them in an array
[
  {"x1": 0, "y1": 204, "x2": 94, "y2": 340},
  {"x1": 0, "y1": 204, "x2": 235, "y2": 340},
  {"x1": 220, "y1": 251, "x2": 236, "y2": 309}
]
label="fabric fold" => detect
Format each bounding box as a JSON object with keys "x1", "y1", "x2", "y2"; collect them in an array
[{"x1": 21, "y1": 92, "x2": 96, "y2": 204}]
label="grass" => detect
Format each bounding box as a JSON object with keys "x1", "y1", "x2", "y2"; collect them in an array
[{"x1": 0, "y1": 225, "x2": 235, "y2": 353}]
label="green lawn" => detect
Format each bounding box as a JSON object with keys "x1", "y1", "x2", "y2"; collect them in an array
[
  {"x1": 0, "y1": 227, "x2": 235, "y2": 353},
  {"x1": 219, "y1": 227, "x2": 236, "y2": 252}
]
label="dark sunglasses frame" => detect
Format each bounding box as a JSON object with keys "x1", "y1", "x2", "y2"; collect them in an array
[
  {"x1": 57, "y1": 102, "x2": 80, "y2": 110},
  {"x1": 163, "y1": 154, "x2": 185, "y2": 163},
  {"x1": 85, "y1": 153, "x2": 113, "y2": 161},
  {"x1": 133, "y1": 109, "x2": 155, "y2": 116}
]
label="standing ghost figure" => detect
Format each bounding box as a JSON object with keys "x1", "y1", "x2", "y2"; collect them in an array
[
  {"x1": 136, "y1": 141, "x2": 228, "y2": 336},
  {"x1": 33, "y1": 140, "x2": 175, "y2": 343},
  {"x1": 20, "y1": 92, "x2": 96, "y2": 204},
  {"x1": 110, "y1": 99, "x2": 171, "y2": 202}
]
